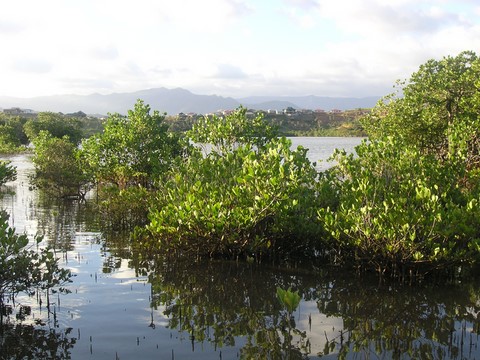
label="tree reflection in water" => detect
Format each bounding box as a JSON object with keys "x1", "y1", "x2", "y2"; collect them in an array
[
  {"x1": 315, "y1": 273, "x2": 480, "y2": 359},
  {"x1": 0, "y1": 322, "x2": 76, "y2": 359},
  {"x1": 141, "y1": 258, "x2": 314, "y2": 359},
  {"x1": 0, "y1": 186, "x2": 79, "y2": 360},
  {"x1": 127, "y1": 253, "x2": 480, "y2": 359},
  {"x1": 33, "y1": 190, "x2": 101, "y2": 253}
]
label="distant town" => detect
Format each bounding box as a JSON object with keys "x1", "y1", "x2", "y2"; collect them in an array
[
  {"x1": 2, "y1": 107, "x2": 37, "y2": 116},
  {"x1": 170, "y1": 106, "x2": 369, "y2": 136},
  {"x1": 0, "y1": 105, "x2": 370, "y2": 137}
]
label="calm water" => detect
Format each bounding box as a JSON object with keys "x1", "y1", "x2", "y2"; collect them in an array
[
  {"x1": 2, "y1": 137, "x2": 480, "y2": 360},
  {"x1": 289, "y1": 136, "x2": 363, "y2": 171}
]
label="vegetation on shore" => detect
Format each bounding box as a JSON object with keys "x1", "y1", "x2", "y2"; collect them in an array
[
  {"x1": 162, "y1": 107, "x2": 367, "y2": 136},
  {"x1": 0, "y1": 103, "x2": 365, "y2": 155},
  {"x1": 2, "y1": 50, "x2": 480, "y2": 280}
]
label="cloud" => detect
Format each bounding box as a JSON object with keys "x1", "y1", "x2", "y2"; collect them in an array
[
  {"x1": 145, "y1": 0, "x2": 253, "y2": 33},
  {"x1": 12, "y1": 58, "x2": 53, "y2": 74},
  {"x1": 0, "y1": 0, "x2": 478, "y2": 98},
  {"x1": 90, "y1": 45, "x2": 119, "y2": 60},
  {"x1": 151, "y1": 67, "x2": 174, "y2": 77},
  {"x1": 228, "y1": 0, "x2": 254, "y2": 17},
  {"x1": 0, "y1": 19, "x2": 25, "y2": 34},
  {"x1": 59, "y1": 77, "x2": 116, "y2": 93},
  {"x1": 213, "y1": 64, "x2": 248, "y2": 79},
  {"x1": 281, "y1": 6, "x2": 317, "y2": 28},
  {"x1": 282, "y1": 0, "x2": 319, "y2": 9},
  {"x1": 313, "y1": 0, "x2": 475, "y2": 36}
]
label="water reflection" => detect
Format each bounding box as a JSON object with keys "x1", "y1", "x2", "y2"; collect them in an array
[
  {"x1": 29, "y1": 190, "x2": 101, "y2": 248},
  {"x1": 140, "y1": 259, "x2": 316, "y2": 359},
  {"x1": 126, "y1": 254, "x2": 480, "y2": 359},
  {"x1": 315, "y1": 273, "x2": 480, "y2": 359},
  {"x1": 0, "y1": 323, "x2": 76, "y2": 359}
]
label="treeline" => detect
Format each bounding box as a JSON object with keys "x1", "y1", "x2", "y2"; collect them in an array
[
  {"x1": 165, "y1": 109, "x2": 367, "y2": 136},
  {"x1": 0, "y1": 106, "x2": 365, "y2": 152},
  {"x1": 2, "y1": 50, "x2": 480, "y2": 280},
  {"x1": 0, "y1": 111, "x2": 103, "y2": 153}
]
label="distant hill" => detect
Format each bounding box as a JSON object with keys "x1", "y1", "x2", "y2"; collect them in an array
[{"x1": 0, "y1": 88, "x2": 381, "y2": 115}]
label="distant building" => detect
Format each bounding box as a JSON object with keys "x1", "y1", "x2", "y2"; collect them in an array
[
  {"x1": 3, "y1": 107, "x2": 23, "y2": 115},
  {"x1": 177, "y1": 112, "x2": 187, "y2": 120},
  {"x1": 298, "y1": 109, "x2": 314, "y2": 115},
  {"x1": 3, "y1": 107, "x2": 36, "y2": 115}
]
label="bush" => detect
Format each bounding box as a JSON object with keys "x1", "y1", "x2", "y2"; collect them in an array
[
  {"x1": 97, "y1": 185, "x2": 150, "y2": 230},
  {"x1": 316, "y1": 51, "x2": 480, "y2": 276},
  {"x1": 144, "y1": 108, "x2": 322, "y2": 259},
  {"x1": 0, "y1": 160, "x2": 16, "y2": 186},
  {"x1": 80, "y1": 100, "x2": 183, "y2": 228},
  {"x1": 81, "y1": 99, "x2": 182, "y2": 189},
  {"x1": 31, "y1": 131, "x2": 92, "y2": 198},
  {"x1": 24, "y1": 112, "x2": 82, "y2": 145},
  {"x1": 318, "y1": 136, "x2": 480, "y2": 275},
  {"x1": 361, "y1": 51, "x2": 480, "y2": 165}
]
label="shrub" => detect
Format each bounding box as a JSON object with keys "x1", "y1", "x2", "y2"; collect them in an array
[
  {"x1": 144, "y1": 108, "x2": 322, "y2": 259},
  {"x1": 31, "y1": 131, "x2": 91, "y2": 198},
  {"x1": 318, "y1": 136, "x2": 480, "y2": 275},
  {"x1": 0, "y1": 160, "x2": 16, "y2": 186}
]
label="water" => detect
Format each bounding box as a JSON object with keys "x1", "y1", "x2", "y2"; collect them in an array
[
  {"x1": 289, "y1": 136, "x2": 364, "y2": 170},
  {"x1": 1, "y1": 137, "x2": 480, "y2": 359}
]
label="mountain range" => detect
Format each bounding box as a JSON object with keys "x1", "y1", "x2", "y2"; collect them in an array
[{"x1": 0, "y1": 87, "x2": 381, "y2": 115}]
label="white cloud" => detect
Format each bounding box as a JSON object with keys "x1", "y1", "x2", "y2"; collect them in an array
[
  {"x1": 0, "y1": 20, "x2": 25, "y2": 34},
  {"x1": 12, "y1": 58, "x2": 53, "y2": 74},
  {"x1": 280, "y1": 5, "x2": 317, "y2": 28},
  {"x1": 213, "y1": 64, "x2": 248, "y2": 79},
  {"x1": 131, "y1": 0, "x2": 253, "y2": 33},
  {"x1": 313, "y1": 1, "x2": 458, "y2": 36},
  {"x1": 282, "y1": 0, "x2": 319, "y2": 10},
  {"x1": 0, "y1": 0, "x2": 478, "y2": 98},
  {"x1": 90, "y1": 46, "x2": 120, "y2": 61}
]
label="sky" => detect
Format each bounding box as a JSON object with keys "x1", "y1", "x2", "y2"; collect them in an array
[{"x1": 0, "y1": 0, "x2": 479, "y2": 99}]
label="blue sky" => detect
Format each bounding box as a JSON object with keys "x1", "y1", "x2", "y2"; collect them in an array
[{"x1": 0, "y1": 0, "x2": 479, "y2": 98}]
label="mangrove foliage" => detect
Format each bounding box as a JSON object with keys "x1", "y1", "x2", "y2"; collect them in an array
[{"x1": 23, "y1": 50, "x2": 480, "y2": 278}]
